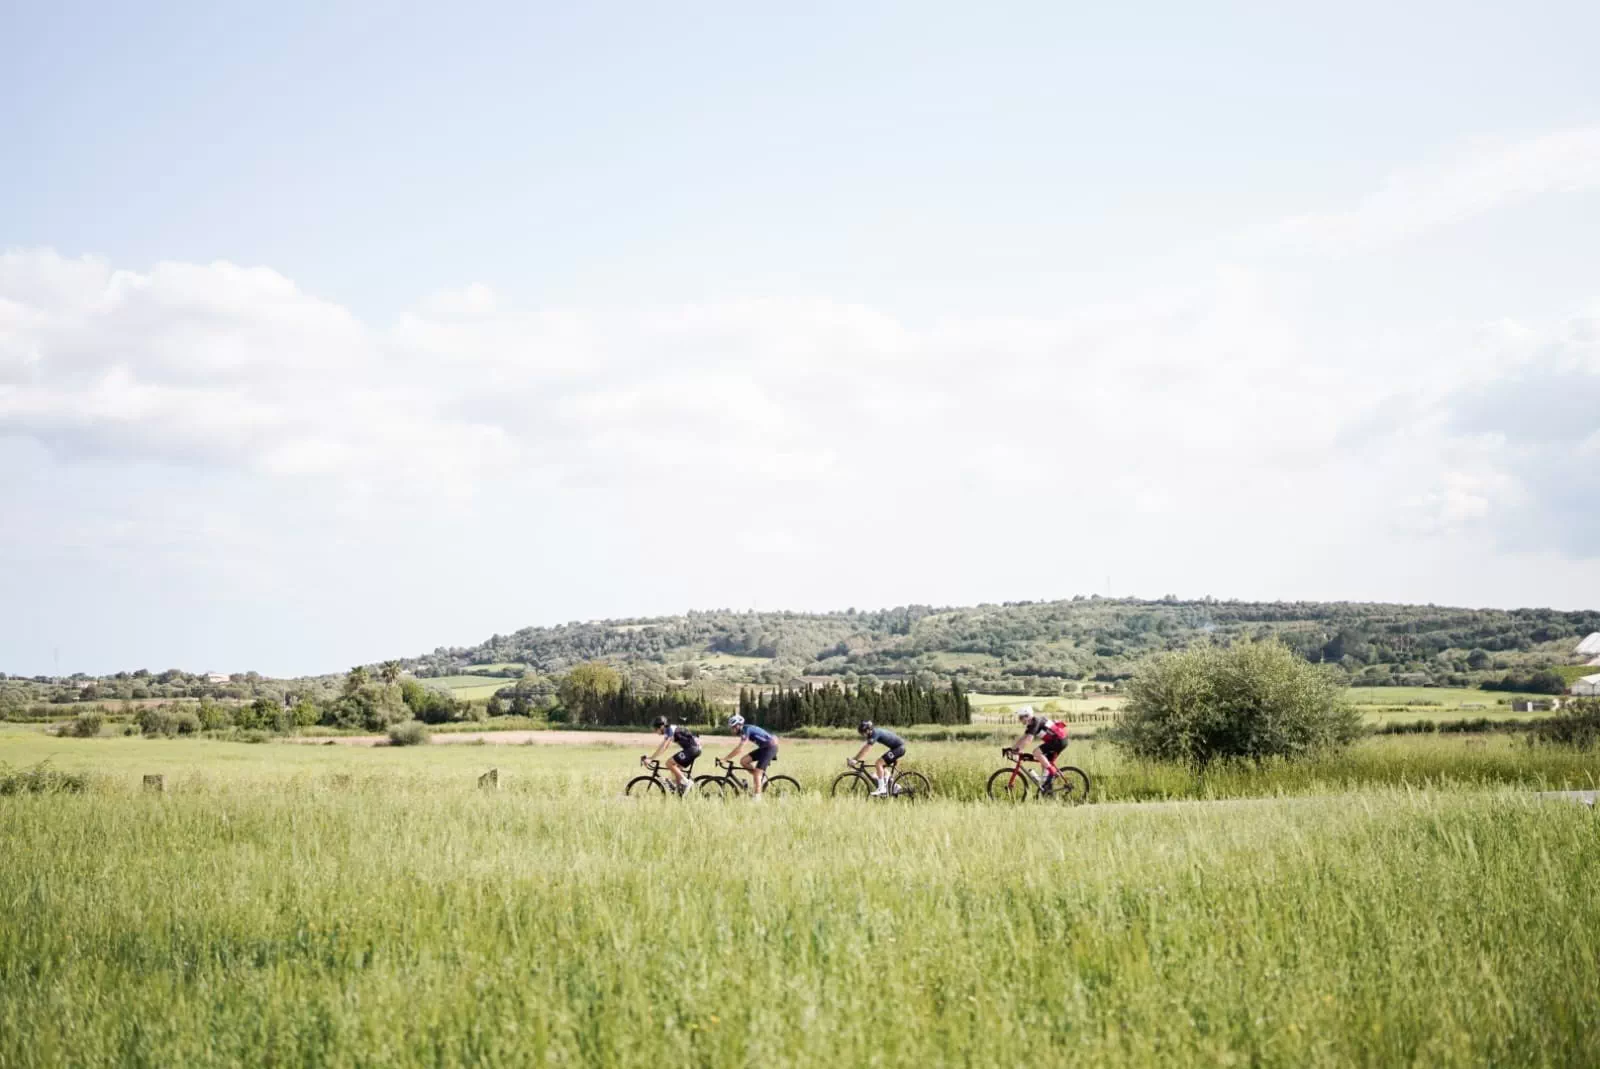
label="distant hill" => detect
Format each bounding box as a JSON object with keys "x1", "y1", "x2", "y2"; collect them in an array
[{"x1": 406, "y1": 598, "x2": 1600, "y2": 694}]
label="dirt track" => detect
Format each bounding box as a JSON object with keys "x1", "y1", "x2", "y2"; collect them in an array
[{"x1": 286, "y1": 730, "x2": 831, "y2": 748}]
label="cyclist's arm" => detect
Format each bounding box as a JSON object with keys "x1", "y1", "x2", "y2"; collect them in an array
[
  {"x1": 727, "y1": 739, "x2": 746, "y2": 760},
  {"x1": 1012, "y1": 732, "x2": 1031, "y2": 752},
  {"x1": 853, "y1": 741, "x2": 871, "y2": 761},
  {"x1": 647, "y1": 736, "x2": 669, "y2": 760}
]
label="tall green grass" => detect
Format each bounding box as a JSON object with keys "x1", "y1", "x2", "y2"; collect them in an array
[{"x1": 2, "y1": 775, "x2": 1597, "y2": 1067}]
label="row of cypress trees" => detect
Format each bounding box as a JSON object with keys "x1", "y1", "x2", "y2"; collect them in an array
[
  {"x1": 736, "y1": 679, "x2": 970, "y2": 731},
  {"x1": 580, "y1": 686, "x2": 719, "y2": 727}
]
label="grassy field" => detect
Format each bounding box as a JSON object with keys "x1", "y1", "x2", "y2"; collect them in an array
[{"x1": 2, "y1": 730, "x2": 1598, "y2": 1067}]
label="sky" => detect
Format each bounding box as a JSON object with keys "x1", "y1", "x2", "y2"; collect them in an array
[{"x1": 3, "y1": 0, "x2": 1600, "y2": 676}]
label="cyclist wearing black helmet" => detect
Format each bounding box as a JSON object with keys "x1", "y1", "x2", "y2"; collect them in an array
[
  {"x1": 642, "y1": 715, "x2": 701, "y2": 794},
  {"x1": 851, "y1": 720, "x2": 906, "y2": 796}
]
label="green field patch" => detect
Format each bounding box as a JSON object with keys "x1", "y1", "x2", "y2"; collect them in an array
[
  {"x1": 421, "y1": 675, "x2": 516, "y2": 700},
  {"x1": 459, "y1": 662, "x2": 527, "y2": 675},
  {"x1": 1347, "y1": 686, "x2": 1542, "y2": 707},
  {"x1": 2, "y1": 730, "x2": 1598, "y2": 1067},
  {"x1": 695, "y1": 652, "x2": 774, "y2": 667}
]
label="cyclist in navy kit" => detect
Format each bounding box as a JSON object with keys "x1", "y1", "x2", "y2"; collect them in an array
[
  {"x1": 642, "y1": 715, "x2": 701, "y2": 794},
  {"x1": 724, "y1": 713, "x2": 777, "y2": 796},
  {"x1": 851, "y1": 720, "x2": 906, "y2": 796}
]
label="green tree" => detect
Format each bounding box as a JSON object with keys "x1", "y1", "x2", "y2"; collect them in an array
[
  {"x1": 343, "y1": 666, "x2": 370, "y2": 695},
  {"x1": 558, "y1": 662, "x2": 623, "y2": 723},
  {"x1": 379, "y1": 661, "x2": 403, "y2": 686},
  {"x1": 1109, "y1": 640, "x2": 1359, "y2": 768}
]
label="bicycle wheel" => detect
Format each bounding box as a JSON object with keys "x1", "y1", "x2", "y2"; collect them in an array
[
  {"x1": 624, "y1": 775, "x2": 666, "y2": 798},
  {"x1": 891, "y1": 770, "x2": 932, "y2": 801},
  {"x1": 693, "y1": 774, "x2": 732, "y2": 799},
  {"x1": 762, "y1": 775, "x2": 802, "y2": 798},
  {"x1": 986, "y1": 767, "x2": 1034, "y2": 803},
  {"x1": 831, "y1": 771, "x2": 873, "y2": 798},
  {"x1": 1041, "y1": 766, "x2": 1091, "y2": 804}
]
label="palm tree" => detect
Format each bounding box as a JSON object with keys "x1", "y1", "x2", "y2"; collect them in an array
[
  {"x1": 344, "y1": 665, "x2": 370, "y2": 695},
  {"x1": 379, "y1": 661, "x2": 403, "y2": 686}
]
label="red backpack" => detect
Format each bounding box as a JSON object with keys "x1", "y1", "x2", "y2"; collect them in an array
[{"x1": 1043, "y1": 719, "x2": 1069, "y2": 742}]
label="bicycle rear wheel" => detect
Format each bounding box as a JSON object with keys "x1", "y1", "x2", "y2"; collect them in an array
[
  {"x1": 762, "y1": 775, "x2": 802, "y2": 798},
  {"x1": 890, "y1": 770, "x2": 932, "y2": 801},
  {"x1": 831, "y1": 771, "x2": 873, "y2": 798},
  {"x1": 986, "y1": 767, "x2": 1034, "y2": 802},
  {"x1": 693, "y1": 774, "x2": 732, "y2": 799},
  {"x1": 1041, "y1": 766, "x2": 1091, "y2": 804},
  {"x1": 624, "y1": 775, "x2": 666, "y2": 798}
]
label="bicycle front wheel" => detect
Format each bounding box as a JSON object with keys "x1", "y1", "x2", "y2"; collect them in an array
[
  {"x1": 693, "y1": 774, "x2": 732, "y2": 799},
  {"x1": 986, "y1": 767, "x2": 1034, "y2": 803},
  {"x1": 891, "y1": 770, "x2": 932, "y2": 801},
  {"x1": 762, "y1": 775, "x2": 802, "y2": 798},
  {"x1": 831, "y1": 771, "x2": 873, "y2": 798},
  {"x1": 1042, "y1": 767, "x2": 1091, "y2": 804},
  {"x1": 624, "y1": 775, "x2": 666, "y2": 798}
]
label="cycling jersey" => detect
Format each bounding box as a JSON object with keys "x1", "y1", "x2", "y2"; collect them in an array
[
  {"x1": 867, "y1": 727, "x2": 906, "y2": 750},
  {"x1": 664, "y1": 724, "x2": 700, "y2": 752},
  {"x1": 741, "y1": 724, "x2": 775, "y2": 747},
  {"x1": 1024, "y1": 716, "x2": 1066, "y2": 741}
]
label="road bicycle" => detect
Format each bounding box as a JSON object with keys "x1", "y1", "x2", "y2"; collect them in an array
[
  {"x1": 830, "y1": 758, "x2": 932, "y2": 800},
  {"x1": 624, "y1": 758, "x2": 705, "y2": 798},
  {"x1": 693, "y1": 756, "x2": 802, "y2": 798},
  {"x1": 985, "y1": 748, "x2": 1091, "y2": 803}
]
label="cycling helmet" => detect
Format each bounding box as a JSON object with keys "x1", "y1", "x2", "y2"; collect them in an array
[
  {"x1": 1015, "y1": 706, "x2": 1034, "y2": 721},
  {"x1": 857, "y1": 720, "x2": 873, "y2": 736},
  {"x1": 726, "y1": 713, "x2": 745, "y2": 731},
  {"x1": 652, "y1": 715, "x2": 669, "y2": 731}
]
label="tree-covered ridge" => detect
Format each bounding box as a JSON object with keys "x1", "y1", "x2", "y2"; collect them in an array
[
  {"x1": 406, "y1": 598, "x2": 1600, "y2": 691},
  {"x1": 5, "y1": 597, "x2": 1598, "y2": 715}
]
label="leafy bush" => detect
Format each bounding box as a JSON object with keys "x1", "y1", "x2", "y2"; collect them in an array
[
  {"x1": 1530, "y1": 698, "x2": 1600, "y2": 750},
  {"x1": 196, "y1": 699, "x2": 232, "y2": 732},
  {"x1": 62, "y1": 712, "x2": 103, "y2": 738},
  {"x1": 325, "y1": 681, "x2": 408, "y2": 732},
  {"x1": 135, "y1": 706, "x2": 203, "y2": 737},
  {"x1": 387, "y1": 721, "x2": 431, "y2": 746},
  {"x1": 135, "y1": 707, "x2": 173, "y2": 736},
  {"x1": 0, "y1": 762, "x2": 89, "y2": 794},
  {"x1": 400, "y1": 680, "x2": 465, "y2": 725},
  {"x1": 1108, "y1": 640, "x2": 1360, "y2": 768}
]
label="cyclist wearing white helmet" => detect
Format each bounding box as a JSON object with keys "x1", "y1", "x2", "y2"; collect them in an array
[
  {"x1": 724, "y1": 713, "x2": 778, "y2": 797},
  {"x1": 1006, "y1": 705, "x2": 1069, "y2": 786}
]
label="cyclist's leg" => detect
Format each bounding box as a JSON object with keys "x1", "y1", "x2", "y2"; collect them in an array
[
  {"x1": 1039, "y1": 740, "x2": 1063, "y2": 781},
  {"x1": 749, "y1": 745, "x2": 773, "y2": 795},
  {"x1": 670, "y1": 750, "x2": 694, "y2": 791},
  {"x1": 739, "y1": 752, "x2": 761, "y2": 795}
]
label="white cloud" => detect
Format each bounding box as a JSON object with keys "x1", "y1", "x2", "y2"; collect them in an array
[
  {"x1": 1271, "y1": 126, "x2": 1600, "y2": 253},
  {"x1": 7, "y1": 123, "x2": 1600, "y2": 673}
]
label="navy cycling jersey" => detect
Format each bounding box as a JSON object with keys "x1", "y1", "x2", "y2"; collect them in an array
[
  {"x1": 868, "y1": 727, "x2": 905, "y2": 750},
  {"x1": 741, "y1": 724, "x2": 775, "y2": 747},
  {"x1": 665, "y1": 725, "x2": 699, "y2": 751}
]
